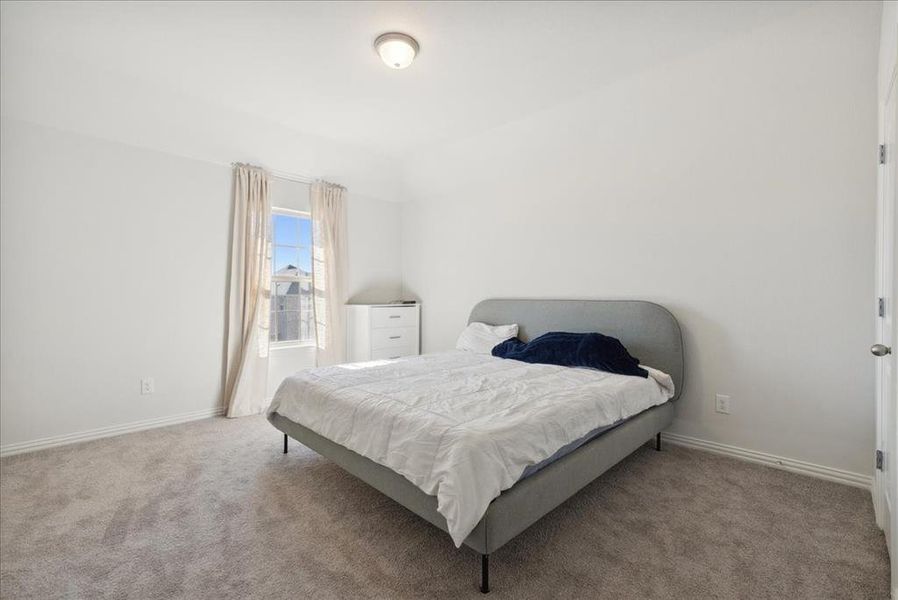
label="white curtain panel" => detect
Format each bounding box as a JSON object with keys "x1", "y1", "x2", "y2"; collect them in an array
[
  {"x1": 224, "y1": 164, "x2": 272, "y2": 417},
  {"x1": 310, "y1": 181, "x2": 348, "y2": 366}
]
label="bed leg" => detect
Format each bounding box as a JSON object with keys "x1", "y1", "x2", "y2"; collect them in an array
[
  {"x1": 480, "y1": 554, "x2": 490, "y2": 593},
  {"x1": 283, "y1": 433, "x2": 288, "y2": 454},
  {"x1": 655, "y1": 432, "x2": 662, "y2": 452}
]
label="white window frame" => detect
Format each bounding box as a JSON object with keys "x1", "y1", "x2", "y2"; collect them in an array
[{"x1": 270, "y1": 207, "x2": 314, "y2": 349}]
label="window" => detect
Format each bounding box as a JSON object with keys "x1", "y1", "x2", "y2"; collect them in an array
[{"x1": 271, "y1": 209, "x2": 314, "y2": 345}]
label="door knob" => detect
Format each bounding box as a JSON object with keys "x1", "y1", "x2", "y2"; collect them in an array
[{"x1": 871, "y1": 344, "x2": 892, "y2": 357}]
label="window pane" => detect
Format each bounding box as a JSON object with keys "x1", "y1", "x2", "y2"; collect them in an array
[
  {"x1": 274, "y1": 283, "x2": 300, "y2": 342},
  {"x1": 297, "y1": 247, "x2": 312, "y2": 275},
  {"x1": 270, "y1": 212, "x2": 313, "y2": 345},
  {"x1": 274, "y1": 246, "x2": 300, "y2": 275},
  {"x1": 274, "y1": 281, "x2": 300, "y2": 311},
  {"x1": 273, "y1": 213, "x2": 300, "y2": 246},
  {"x1": 299, "y1": 218, "x2": 312, "y2": 246},
  {"x1": 276, "y1": 311, "x2": 300, "y2": 342}
]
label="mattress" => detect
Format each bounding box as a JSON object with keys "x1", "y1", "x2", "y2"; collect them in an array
[
  {"x1": 268, "y1": 350, "x2": 675, "y2": 546},
  {"x1": 518, "y1": 419, "x2": 624, "y2": 480}
]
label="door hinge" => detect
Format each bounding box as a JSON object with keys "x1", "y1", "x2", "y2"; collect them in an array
[
  {"x1": 880, "y1": 144, "x2": 887, "y2": 165},
  {"x1": 879, "y1": 297, "x2": 886, "y2": 318},
  {"x1": 876, "y1": 449, "x2": 884, "y2": 470}
]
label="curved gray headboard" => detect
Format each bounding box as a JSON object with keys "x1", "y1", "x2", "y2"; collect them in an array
[{"x1": 469, "y1": 299, "x2": 684, "y2": 401}]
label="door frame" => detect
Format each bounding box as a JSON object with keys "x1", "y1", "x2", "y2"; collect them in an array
[
  {"x1": 874, "y1": 59, "x2": 898, "y2": 599},
  {"x1": 874, "y1": 63, "x2": 893, "y2": 532}
]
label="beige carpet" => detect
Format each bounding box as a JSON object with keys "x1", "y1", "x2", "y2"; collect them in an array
[{"x1": 0, "y1": 416, "x2": 889, "y2": 599}]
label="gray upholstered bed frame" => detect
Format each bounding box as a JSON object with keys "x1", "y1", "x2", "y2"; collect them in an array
[{"x1": 268, "y1": 299, "x2": 684, "y2": 593}]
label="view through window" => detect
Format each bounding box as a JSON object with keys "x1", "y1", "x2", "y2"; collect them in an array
[{"x1": 271, "y1": 210, "x2": 314, "y2": 344}]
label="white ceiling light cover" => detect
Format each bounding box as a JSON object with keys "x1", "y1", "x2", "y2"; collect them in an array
[{"x1": 374, "y1": 32, "x2": 419, "y2": 69}]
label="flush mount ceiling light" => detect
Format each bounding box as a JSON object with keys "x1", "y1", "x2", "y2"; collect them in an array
[{"x1": 374, "y1": 32, "x2": 419, "y2": 69}]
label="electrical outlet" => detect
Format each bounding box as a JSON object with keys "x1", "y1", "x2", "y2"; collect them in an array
[
  {"x1": 140, "y1": 377, "x2": 155, "y2": 395},
  {"x1": 715, "y1": 394, "x2": 731, "y2": 415}
]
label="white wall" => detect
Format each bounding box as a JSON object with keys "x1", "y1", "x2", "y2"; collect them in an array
[
  {"x1": 0, "y1": 118, "x2": 403, "y2": 450},
  {"x1": 400, "y1": 2, "x2": 881, "y2": 476},
  {"x1": 347, "y1": 197, "x2": 404, "y2": 305},
  {"x1": 1, "y1": 2, "x2": 410, "y2": 451},
  {"x1": 0, "y1": 118, "x2": 230, "y2": 447},
  {"x1": 0, "y1": 40, "x2": 402, "y2": 205}
]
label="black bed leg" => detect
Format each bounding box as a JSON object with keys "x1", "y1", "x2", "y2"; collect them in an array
[
  {"x1": 283, "y1": 433, "x2": 288, "y2": 454},
  {"x1": 480, "y1": 554, "x2": 490, "y2": 594},
  {"x1": 655, "y1": 432, "x2": 662, "y2": 452}
]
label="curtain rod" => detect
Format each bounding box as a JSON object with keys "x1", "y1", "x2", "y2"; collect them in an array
[
  {"x1": 231, "y1": 162, "x2": 346, "y2": 190},
  {"x1": 231, "y1": 162, "x2": 314, "y2": 185}
]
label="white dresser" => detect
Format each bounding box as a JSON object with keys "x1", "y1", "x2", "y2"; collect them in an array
[{"x1": 345, "y1": 303, "x2": 421, "y2": 362}]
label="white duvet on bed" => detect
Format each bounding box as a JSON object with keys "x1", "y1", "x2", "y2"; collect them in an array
[{"x1": 268, "y1": 351, "x2": 674, "y2": 547}]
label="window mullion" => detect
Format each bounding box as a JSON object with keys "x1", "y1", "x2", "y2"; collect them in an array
[{"x1": 268, "y1": 294, "x2": 278, "y2": 342}]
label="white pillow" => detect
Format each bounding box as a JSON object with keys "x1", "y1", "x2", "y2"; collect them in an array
[{"x1": 456, "y1": 322, "x2": 519, "y2": 354}]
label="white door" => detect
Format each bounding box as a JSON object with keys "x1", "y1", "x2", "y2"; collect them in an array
[{"x1": 874, "y1": 64, "x2": 897, "y2": 586}]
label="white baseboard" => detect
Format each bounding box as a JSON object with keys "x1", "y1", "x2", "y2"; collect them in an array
[
  {"x1": 0, "y1": 406, "x2": 225, "y2": 457},
  {"x1": 662, "y1": 432, "x2": 872, "y2": 490},
  {"x1": 0, "y1": 413, "x2": 874, "y2": 491}
]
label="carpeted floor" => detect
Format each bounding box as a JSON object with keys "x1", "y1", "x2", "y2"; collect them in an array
[{"x1": 0, "y1": 416, "x2": 889, "y2": 599}]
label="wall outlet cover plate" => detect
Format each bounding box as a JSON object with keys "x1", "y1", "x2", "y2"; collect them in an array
[{"x1": 715, "y1": 394, "x2": 731, "y2": 414}]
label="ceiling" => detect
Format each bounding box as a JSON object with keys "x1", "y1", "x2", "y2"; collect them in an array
[{"x1": 0, "y1": 1, "x2": 806, "y2": 161}]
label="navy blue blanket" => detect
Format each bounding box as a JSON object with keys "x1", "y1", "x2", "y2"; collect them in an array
[{"x1": 491, "y1": 331, "x2": 648, "y2": 378}]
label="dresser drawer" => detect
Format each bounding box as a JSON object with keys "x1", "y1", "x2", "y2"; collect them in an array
[
  {"x1": 371, "y1": 306, "x2": 417, "y2": 329},
  {"x1": 370, "y1": 346, "x2": 417, "y2": 361},
  {"x1": 346, "y1": 303, "x2": 420, "y2": 363},
  {"x1": 371, "y1": 326, "x2": 418, "y2": 350}
]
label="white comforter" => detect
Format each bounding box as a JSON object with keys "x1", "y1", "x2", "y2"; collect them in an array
[{"x1": 268, "y1": 351, "x2": 674, "y2": 547}]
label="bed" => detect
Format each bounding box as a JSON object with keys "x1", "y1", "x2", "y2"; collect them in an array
[{"x1": 268, "y1": 298, "x2": 684, "y2": 593}]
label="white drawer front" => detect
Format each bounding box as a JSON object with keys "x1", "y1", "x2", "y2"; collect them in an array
[
  {"x1": 370, "y1": 346, "x2": 417, "y2": 361},
  {"x1": 371, "y1": 306, "x2": 417, "y2": 329},
  {"x1": 371, "y1": 326, "x2": 418, "y2": 350}
]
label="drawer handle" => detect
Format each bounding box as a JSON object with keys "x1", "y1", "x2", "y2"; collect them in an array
[
  {"x1": 389, "y1": 335, "x2": 401, "y2": 340},
  {"x1": 388, "y1": 315, "x2": 401, "y2": 319},
  {"x1": 389, "y1": 355, "x2": 400, "y2": 359}
]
